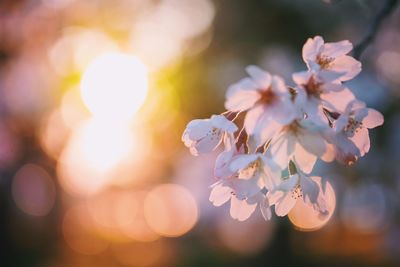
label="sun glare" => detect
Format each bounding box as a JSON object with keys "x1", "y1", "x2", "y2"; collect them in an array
[{"x1": 80, "y1": 52, "x2": 148, "y2": 122}]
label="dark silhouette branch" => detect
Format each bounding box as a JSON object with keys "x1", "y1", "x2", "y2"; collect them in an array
[{"x1": 353, "y1": 0, "x2": 399, "y2": 60}]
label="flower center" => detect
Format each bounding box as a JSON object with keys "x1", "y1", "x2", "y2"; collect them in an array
[
  {"x1": 343, "y1": 118, "x2": 363, "y2": 136},
  {"x1": 238, "y1": 158, "x2": 261, "y2": 180},
  {"x1": 207, "y1": 127, "x2": 223, "y2": 141},
  {"x1": 303, "y1": 75, "x2": 322, "y2": 96},
  {"x1": 258, "y1": 88, "x2": 276, "y2": 105},
  {"x1": 291, "y1": 184, "x2": 303, "y2": 200},
  {"x1": 283, "y1": 121, "x2": 301, "y2": 135},
  {"x1": 317, "y1": 54, "x2": 334, "y2": 69}
]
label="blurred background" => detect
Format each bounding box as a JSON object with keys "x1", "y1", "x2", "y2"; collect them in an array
[{"x1": 0, "y1": 0, "x2": 399, "y2": 266}]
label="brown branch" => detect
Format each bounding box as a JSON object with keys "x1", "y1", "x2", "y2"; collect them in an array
[{"x1": 353, "y1": 0, "x2": 399, "y2": 60}]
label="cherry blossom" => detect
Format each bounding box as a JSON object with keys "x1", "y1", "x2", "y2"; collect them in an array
[
  {"x1": 267, "y1": 162, "x2": 327, "y2": 217},
  {"x1": 302, "y1": 35, "x2": 361, "y2": 81},
  {"x1": 225, "y1": 66, "x2": 296, "y2": 149},
  {"x1": 331, "y1": 100, "x2": 384, "y2": 165},
  {"x1": 182, "y1": 35, "x2": 384, "y2": 224},
  {"x1": 268, "y1": 119, "x2": 331, "y2": 173},
  {"x1": 182, "y1": 114, "x2": 238, "y2": 156},
  {"x1": 209, "y1": 179, "x2": 271, "y2": 221}
]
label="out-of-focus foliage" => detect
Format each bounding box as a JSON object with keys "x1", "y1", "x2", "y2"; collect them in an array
[{"x1": 0, "y1": 0, "x2": 399, "y2": 266}]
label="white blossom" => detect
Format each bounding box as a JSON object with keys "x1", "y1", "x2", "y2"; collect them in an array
[
  {"x1": 302, "y1": 35, "x2": 361, "y2": 81},
  {"x1": 331, "y1": 100, "x2": 384, "y2": 165},
  {"x1": 267, "y1": 162, "x2": 327, "y2": 217},
  {"x1": 181, "y1": 35, "x2": 384, "y2": 223},
  {"x1": 182, "y1": 115, "x2": 238, "y2": 156},
  {"x1": 209, "y1": 179, "x2": 271, "y2": 221},
  {"x1": 225, "y1": 66, "x2": 296, "y2": 148}
]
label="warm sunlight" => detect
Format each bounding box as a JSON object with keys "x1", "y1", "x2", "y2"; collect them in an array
[{"x1": 80, "y1": 52, "x2": 148, "y2": 122}]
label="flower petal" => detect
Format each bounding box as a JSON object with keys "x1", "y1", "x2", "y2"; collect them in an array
[
  {"x1": 209, "y1": 183, "x2": 232, "y2": 207},
  {"x1": 259, "y1": 196, "x2": 272, "y2": 221},
  {"x1": 300, "y1": 174, "x2": 319, "y2": 205},
  {"x1": 362, "y1": 108, "x2": 384, "y2": 129},
  {"x1": 246, "y1": 65, "x2": 271, "y2": 89},
  {"x1": 274, "y1": 191, "x2": 297, "y2": 217},
  {"x1": 302, "y1": 36, "x2": 324, "y2": 67},
  {"x1": 322, "y1": 40, "x2": 353, "y2": 58},
  {"x1": 293, "y1": 143, "x2": 317, "y2": 174},
  {"x1": 230, "y1": 196, "x2": 257, "y2": 221},
  {"x1": 211, "y1": 115, "x2": 238, "y2": 133},
  {"x1": 225, "y1": 78, "x2": 260, "y2": 111},
  {"x1": 350, "y1": 127, "x2": 370, "y2": 156},
  {"x1": 329, "y1": 55, "x2": 361, "y2": 81},
  {"x1": 229, "y1": 154, "x2": 259, "y2": 173}
]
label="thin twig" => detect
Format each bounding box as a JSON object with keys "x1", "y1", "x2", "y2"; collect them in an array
[{"x1": 353, "y1": 0, "x2": 399, "y2": 60}]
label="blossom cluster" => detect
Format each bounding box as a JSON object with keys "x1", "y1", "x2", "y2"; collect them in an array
[{"x1": 182, "y1": 36, "x2": 384, "y2": 222}]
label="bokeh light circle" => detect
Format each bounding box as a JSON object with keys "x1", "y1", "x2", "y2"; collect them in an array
[
  {"x1": 12, "y1": 164, "x2": 56, "y2": 217},
  {"x1": 144, "y1": 184, "x2": 198, "y2": 237},
  {"x1": 80, "y1": 52, "x2": 148, "y2": 122},
  {"x1": 288, "y1": 177, "x2": 336, "y2": 231}
]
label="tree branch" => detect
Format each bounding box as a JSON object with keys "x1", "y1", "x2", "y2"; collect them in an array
[{"x1": 353, "y1": 0, "x2": 399, "y2": 60}]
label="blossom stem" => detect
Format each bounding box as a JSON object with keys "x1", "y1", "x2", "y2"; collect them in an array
[{"x1": 235, "y1": 127, "x2": 249, "y2": 153}]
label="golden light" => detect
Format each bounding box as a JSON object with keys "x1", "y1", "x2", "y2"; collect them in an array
[
  {"x1": 48, "y1": 28, "x2": 119, "y2": 76},
  {"x1": 144, "y1": 184, "x2": 198, "y2": 237},
  {"x1": 12, "y1": 164, "x2": 56, "y2": 217},
  {"x1": 60, "y1": 87, "x2": 90, "y2": 129},
  {"x1": 117, "y1": 191, "x2": 160, "y2": 242},
  {"x1": 215, "y1": 213, "x2": 275, "y2": 255},
  {"x1": 57, "y1": 118, "x2": 134, "y2": 196},
  {"x1": 80, "y1": 52, "x2": 148, "y2": 122},
  {"x1": 288, "y1": 177, "x2": 336, "y2": 231},
  {"x1": 87, "y1": 189, "x2": 160, "y2": 243},
  {"x1": 62, "y1": 205, "x2": 109, "y2": 255},
  {"x1": 111, "y1": 240, "x2": 171, "y2": 267},
  {"x1": 39, "y1": 109, "x2": 70, "y2": 160}
]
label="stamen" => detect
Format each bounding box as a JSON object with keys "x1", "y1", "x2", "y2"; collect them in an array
[
  {"x1": 258, "y1": 88, "x2": 276, "y2": 105},
  {"x1": 291, "y1": 184, "x2": 303, "y2": 200},
  {"x1": 317, "y1": 54, "x2": 334, "y2": 69}
]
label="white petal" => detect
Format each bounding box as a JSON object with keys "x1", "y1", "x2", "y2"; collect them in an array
[
  {"x1": 229, "y1": 154, "x2": 259, "y2": 173},
  {"x1": 230, "y1": 196, "x2": 257, "y2": 221},
  {"x1": 274, "y1": 192, "x2": 297, "y2": 217},
  {"x1": 272, "y1": 98, "x2": 297, "y2": 125},
  {"x1": 277, "y1": 174, "x2": 299, "y2": 191},
  {"x1": 300, "y1": 174, "x2": 319, "y2": 205},
  {"x1": 293, "y1": 143, "x2": 317, "y2": 174},
  {"x1": 209, "y1": 183, "x2": 232, "y2": 206},
  {"x1": 321, "y1": 143, "x2": 335, "y2": 163},
  {"x1": 320, "y1": 88, "x2": 355, "y2": 113},
  {"x1": 195, "y1": 134, "x2": 222, "y2": 154},
  {"x1": 269, "y1": 133, "x2": 292, "y2": 169},
  {"x1": 321, "y1": 82, "x2": 345, "y2": 93},
  {"x1": 232, "y1": 178, "x2": 263, "y2": 199},
  {"x1": 330, "y1": 55, "x2": 361, "y2": 81},
  {"x1": 297, "y1": 131, "x2": 327, "y2": 157},
  {"x1": 362, "y1": 108, "x2": 384, "y2": 129},
  {"x1": 318, "y1": 70, "x2": 346, "y2": 83},
  {"x1": 292, "y1": 71, "x2": 312, "y2": 85},
  {"x1": 246, "y1": 65, "x2": 271, "y2": 89},
  {"x1": 225, "y1": 78, "x2": 260, "y2": 111},
  {"x1": 244, "y1": 104, "x2": 265, "y2": 134},
  {"x1": 322, "y1": 40, "x2": 353, "y2": 58},
  {"x1": 184, "y1": 119, "x2": 212, "y2": 140},
  {"x1": 267, "y1": 190, "x2": 284, "y2": 205},
  {"x1": 214, "y1": 149, "x2": 235, "y2": 178},
  {"x1": 350, "y1": 127, "x2": 370, "y2": 156},
  {"x1": 302, "y1": 36, "x2": 324, "y2": 66},
  {"x1": 270, "y1": 75, "x2": 288, "y2": 94},
  {"x1": 211, "y1": 115, "x2": 238, "y2": 133},
  {"x1": 259, "y1": 196, "x2": 272, "y2": 221}
]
